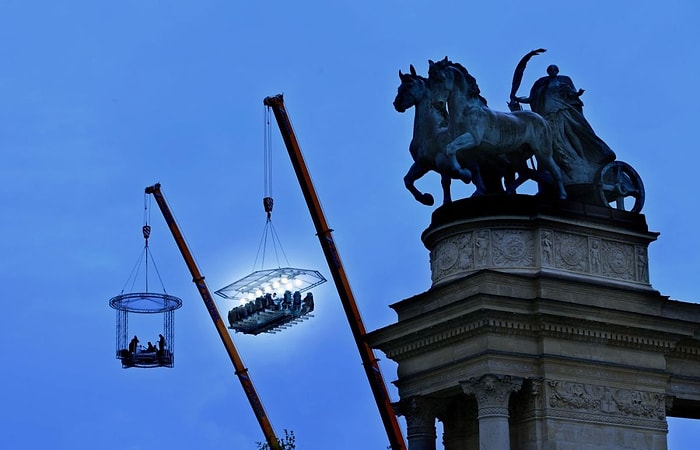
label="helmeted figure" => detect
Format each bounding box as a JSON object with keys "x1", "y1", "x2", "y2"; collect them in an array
[{"x1": 517, "y1": 64, "x2": 615, "y2": 184}]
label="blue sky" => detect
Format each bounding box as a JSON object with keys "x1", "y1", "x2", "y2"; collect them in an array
[{"x1": 1, "y1": 1, "x2": 699, "y2": 449}]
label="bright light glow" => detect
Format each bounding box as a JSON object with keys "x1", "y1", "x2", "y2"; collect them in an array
[{"x1": 215, "y1": 267, "x2": 327, "y2": 301}]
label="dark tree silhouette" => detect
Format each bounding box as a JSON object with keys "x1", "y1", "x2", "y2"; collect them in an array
[{"x1": 256, "y1": 429, "x2": 296, "y2": 450}]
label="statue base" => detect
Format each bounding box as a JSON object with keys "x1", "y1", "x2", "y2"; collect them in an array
[
  {"x1": 562, "y1": 183, "x2": 607, "y2": 207},
  {"x1": 368, "y1": 196, "x2": 700, "y2": 450}
]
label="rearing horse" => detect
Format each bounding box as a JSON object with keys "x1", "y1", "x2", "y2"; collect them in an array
[
  {"x1": 429, "y1": 57, "x2": 567, "y2": 199},
  {"x1": 393, "y1": 65, "x2": 477, "y2": 205}
]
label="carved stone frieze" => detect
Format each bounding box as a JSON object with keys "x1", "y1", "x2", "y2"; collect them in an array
[
  {"x1": 554, "y1": 231, "x2": 589, "y2": 272},
  {"x1": 429, "y1": 224, "x2": 651, "y2": 288},
  {"x1": 547, "y1": 380, "x2": 666, "y2": 421},
  {"x1": 589, "y1": 237, "x2": 602, "y2": 274},
  {"x1": 601, "y1": 240, "x2": 635, "y2": 280},
  {"x1": 492, "y1": 230, "x2": 534, "y2": 267},
  {"x1": 541, "y1": 230, "x2": 554, "y2": 267},
  {"x1": 431, "y1": 232, "x2": 474, "y2": 282},
  {"x1": 474, "y1": 230, "x2": 491, "y2": 268},
  {"x1": 636, "y1": 245, "x2": 649, "y2": 283}
]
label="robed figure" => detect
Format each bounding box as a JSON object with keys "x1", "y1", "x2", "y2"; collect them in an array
[{"x1": 516, "y1": 64, "x2": 615, "y2": 184}]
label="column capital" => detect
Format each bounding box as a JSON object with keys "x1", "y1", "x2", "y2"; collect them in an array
[
  {"x1": 461, "y1": 374, "x2": 523, "y2": 412},
  {"x1": 396, "y1": 396, "x2": 438, "y2": 450},
  {"x1": 395, "y1": 396, "x2": 440, "y2": 423}
]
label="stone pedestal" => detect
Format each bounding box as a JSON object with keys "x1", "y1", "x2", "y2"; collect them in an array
[{"x1": 367, "y1": 196, "x2": 700, "y2": 450}]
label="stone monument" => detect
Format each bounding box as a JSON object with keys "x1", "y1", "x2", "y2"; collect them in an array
[{"x1": 369, "y1": 51, "x2": 700, "y2": 449}]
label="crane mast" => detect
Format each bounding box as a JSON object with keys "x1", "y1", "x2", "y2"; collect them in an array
[
  {"x1": 145, "y1": 183, "x2": 282, "y2": 450},
  {"x1": 263, "y1": 94, "x2": 407, "y2": 450}
]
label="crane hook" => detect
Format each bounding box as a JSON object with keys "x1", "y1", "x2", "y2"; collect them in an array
[{"x1": 263, "y1": 197, "x2": 274, "y2": 220}]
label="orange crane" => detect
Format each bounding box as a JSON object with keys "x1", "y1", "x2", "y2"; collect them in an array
[
  {"x1": 145, "y1": 183, "x2": 282, "y2": 450},
  {"x1": 263, "y1": 94, "x2": 407, "y2": 450}
]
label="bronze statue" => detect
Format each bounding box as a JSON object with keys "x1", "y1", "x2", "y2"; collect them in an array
[
  {"x1": 514, "y1": 63, "x2": 616, "y2": 184},
  {"x1": 393, "y1": 52, "x2": 645, "y2": 212},
  {"x1": 428, "y1": 57, "x2": 567, "y2": 200},
  {"x1": 393, "y1": 65, "x2": 475, "y2": 206}
]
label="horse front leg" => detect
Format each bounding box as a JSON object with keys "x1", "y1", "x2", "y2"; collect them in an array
[
  {"x1": 440, "y1": 173, "x2": 452, "y2": 205},
  {"x1": 469, "y1": 162, "x2": 487, "y2": 196},
  {"x1": 404, "y1": 163, "x2": 435, "y2": 206},
  {"x1": 445, "y1": 133, "x2": 475, "y2": 184}
]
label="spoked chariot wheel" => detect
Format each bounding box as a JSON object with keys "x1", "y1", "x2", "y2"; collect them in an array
[{"x1": 596, "y1": 161, "x2": 645, "y2": 213}]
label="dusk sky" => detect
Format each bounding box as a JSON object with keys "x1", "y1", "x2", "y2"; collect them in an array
[{"x1": 1, "y1": 1, "x2": 699, "y2": 449}]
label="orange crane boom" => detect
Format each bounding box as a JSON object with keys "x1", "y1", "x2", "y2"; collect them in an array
[
  {"x1": 263, "y1": 94, "x2": 407, "y2": 450},
  {"x1": 145, "y1": 183, "x2": 282, "y2": 450}
]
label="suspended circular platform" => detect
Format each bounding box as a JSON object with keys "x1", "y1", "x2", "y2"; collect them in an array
[
  {"x1": 215, "y1": 267, "x2": 326, "y2": 335},
  {"x1": 109, "y1": 292, "x2": 183, "y2": 368},
  {"x1": 109, "y1": 292, "x2": 183, "y2": 313}
]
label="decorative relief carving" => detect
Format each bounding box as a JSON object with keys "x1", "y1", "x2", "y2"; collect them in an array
[
  {"x1": 396, "y1": 396, "x2": 440, "y2": 430},
  {"x1": 613, "y1": 389, "x2": 666, "y2": 419},
  {"x1": 475, "y1": 230, "x2": 491, "y2": 267},
  {"x1": 492, "y1": 230, "x2": 534, "y2": 267},
  {"x1": 548, "y1": 380, "x2": 603, "y2": 410},
  {"x1": 435, "y1": 241, "x2": 459, "y2": 273},
  {"x1": 555, "y1": 231, "x2": 588, "y2": 271},
  {"x1": 456, "y1": 232, "x2": 474, "y2": 271},
  {"x1": 428, "y1": 225, "x2": 651, "y2": 286},
  {"x1": 541, "y1": 230, "x2": 554, "y2": 267},
  {"x1": 636, "y1": 246, "x2": 649, "y2": 282},
  {"x1": 547, "y1": 380, "x2": 666, "y2": 420},
  {"x1": 431, "y1": 232, "x2": 474, "y2": 283},
  {"x1": 461, "y1": 374, "x2": 523, "y2": 411},
  {"x1": 589, "y1": 238, "x2": 602, "y2": 274},
  {"x1": 601, "y1": 241, "x2": 635, "y2": 280}
]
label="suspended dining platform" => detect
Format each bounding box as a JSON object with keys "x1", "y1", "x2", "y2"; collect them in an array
[{"x1": 215, "y1": 267, "x2": 325, "y2": 335}]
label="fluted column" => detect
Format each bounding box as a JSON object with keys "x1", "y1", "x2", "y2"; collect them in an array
[
  {"x1": 397, "y1": 396, "x2": 438, "y2": 450},
  {"x1": 461, "y1": 374, "x2": 523, "y2": 450}
]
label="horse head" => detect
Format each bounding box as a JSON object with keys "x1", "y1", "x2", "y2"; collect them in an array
[
  {"x1": 428, "y1": 57, "x2": 486, "y2": 106},
  {"x1": 394, "y1": 64, "x2": 428, "y2": 113}
]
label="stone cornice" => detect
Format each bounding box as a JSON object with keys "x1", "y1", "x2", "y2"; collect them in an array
[
  {"x1": 374, "y1": 307, "x2": 687, "y2": 361},
  {"x1": 387, "y1": 269, "x2": 675, "y2": 322}
]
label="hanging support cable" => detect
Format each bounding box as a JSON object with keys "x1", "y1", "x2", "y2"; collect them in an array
[
  {"x1": 139, "y1": 194, "x2": 168, "y2": 294},
  {"x1": 143, "y1": 194, "x2": 152, "y2": 293},
  {"x1": 264, "y1": 104, "x2": 274, "y2": 220},
  {"x1": 255, "y1": 103, "x2": 291, "y2": 272}
]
